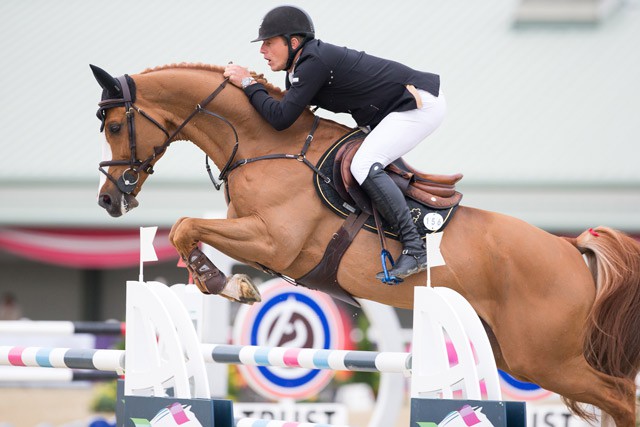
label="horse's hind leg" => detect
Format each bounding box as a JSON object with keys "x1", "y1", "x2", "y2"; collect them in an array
[{"x1": 533, "y1": 357, "x2": 636, "y2": 427}]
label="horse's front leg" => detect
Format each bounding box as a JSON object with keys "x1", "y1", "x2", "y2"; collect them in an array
[{"x1": 169, "y1": 216, "x2": 272, "y2": 304}]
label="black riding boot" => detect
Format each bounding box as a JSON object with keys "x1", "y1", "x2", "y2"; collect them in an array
[{"x1": 360, "y1": 163, "x2": 427, "y2": 281}]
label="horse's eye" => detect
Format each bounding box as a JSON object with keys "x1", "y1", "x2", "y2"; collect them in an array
[{"x1": 108, "y1": 123, "x2": 121, "y2": 134}]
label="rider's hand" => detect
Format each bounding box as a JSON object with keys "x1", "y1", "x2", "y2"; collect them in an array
[{"x1": 224, "y1": 64, "x2": 252, "y2": 88}]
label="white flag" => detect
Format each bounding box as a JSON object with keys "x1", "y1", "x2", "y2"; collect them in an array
[
  {"x1": 140, "y1": 226, "x2": 158, "y2": 262},
  {"x1": 426, "y1": 232, "x2": 445, "y2": 267}
]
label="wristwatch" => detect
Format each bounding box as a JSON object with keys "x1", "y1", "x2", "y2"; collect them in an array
[{"x1": 241, "y1": 76, "x2": 256, "y2": 89}]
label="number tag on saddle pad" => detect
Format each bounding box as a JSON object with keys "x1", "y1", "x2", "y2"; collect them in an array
[{"x1": 424, "y1": 212, "x2": 445, "y2": 231}]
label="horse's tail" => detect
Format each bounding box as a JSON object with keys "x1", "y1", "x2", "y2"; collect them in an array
[{"x1": 568, "y1": 227, "x2": 640, "y2": 407}]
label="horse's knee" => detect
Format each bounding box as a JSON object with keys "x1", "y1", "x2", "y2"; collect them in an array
[
  {"x1": 602, "y1": 387, "x2": 636, "y2": 427},
  {"x1": 169, "y1": 217, "x2": 187, "y2": 244},
  {"x1": 542, "y1": 361, "x2": 636, "y2": 426},
  {"x1": 170, "y1": 217, "x2": 196, "y2": 252}
]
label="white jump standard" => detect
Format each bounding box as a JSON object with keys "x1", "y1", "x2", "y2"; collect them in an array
[{"x1": 0, "y1": 279, "x2": 507, "y2": 426}]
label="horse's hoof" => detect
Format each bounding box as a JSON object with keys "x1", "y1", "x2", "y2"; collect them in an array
[{"x1": 220, "y1": 274, "x2": 262, "y2": 304}]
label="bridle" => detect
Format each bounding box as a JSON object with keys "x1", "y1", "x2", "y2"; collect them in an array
[
  {"x1": 96, "y1": 73, "x2": 329, "y2": 199},
  {"x1": 96, "y1": 75, "x2": 238, "y2": 195}
]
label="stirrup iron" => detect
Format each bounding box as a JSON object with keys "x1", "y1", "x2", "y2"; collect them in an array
[{"x1": 380, "y1": 249, "x2": 403, "y2": 285}]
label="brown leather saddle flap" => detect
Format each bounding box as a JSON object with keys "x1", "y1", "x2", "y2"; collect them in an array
[
  {"x1": 333, "y1": 138, "x2": 359, "y2": 204},
  {"x1": 335, "y1": 138, "x2": 463, "y2": 210}
]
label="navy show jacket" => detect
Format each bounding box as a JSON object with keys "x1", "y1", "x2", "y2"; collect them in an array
[{"x1": 244, "y1": 40, "x2": 440, "y2": 130}]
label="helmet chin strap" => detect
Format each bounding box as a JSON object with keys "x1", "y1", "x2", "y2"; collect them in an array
[{"x1": 284, "y1": 35, "x2": 310, "y2": 70}]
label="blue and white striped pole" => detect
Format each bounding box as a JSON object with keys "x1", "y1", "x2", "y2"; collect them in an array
[
  {"x1": 1, "y1": 344, "x2": 411, "y2": 375},
  {"x1": 201, "y1": 344, "x2": 411, "y2": 374}
]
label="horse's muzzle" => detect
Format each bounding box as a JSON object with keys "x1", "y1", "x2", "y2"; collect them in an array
[{"x1": 98, "y1": 191, "x2": 139, "y2": 217}]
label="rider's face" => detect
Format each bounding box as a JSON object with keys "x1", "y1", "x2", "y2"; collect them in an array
[{"x1": 259, "y1": 36, "x2": 290, "y2": 72}]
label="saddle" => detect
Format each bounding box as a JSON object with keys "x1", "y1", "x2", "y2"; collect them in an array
[
  {"x1": 295, "y1": 130, "x2": 464, "y2": 306},
  {"x1": 332, "y1": 138, "x2": 463, "y2": 215}
]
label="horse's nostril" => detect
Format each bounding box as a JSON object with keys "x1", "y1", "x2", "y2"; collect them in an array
[{"x1": 101, "y1": 194, "x2": 112, "y2": 206}]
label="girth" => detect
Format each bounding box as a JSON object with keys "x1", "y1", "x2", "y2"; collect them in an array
[{"x1": 295, "y1": 211, "x2": 369, "y2": 306}]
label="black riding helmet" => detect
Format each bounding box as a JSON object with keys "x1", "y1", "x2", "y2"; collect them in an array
[{"x1": 252, "y1": 6, "x2": 315, "y2": 70}]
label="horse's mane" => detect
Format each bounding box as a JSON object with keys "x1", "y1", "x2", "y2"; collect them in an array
[{"x1": 140, "y1": 62, "x2": 285, "y2": 96}]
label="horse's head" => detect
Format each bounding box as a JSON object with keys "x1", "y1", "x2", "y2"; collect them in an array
[
  {"x1": 91, "y1": 62, "x2": 323, "y2": 218},
  {"x1": 91, "y1": 64, "x2": 172, "y2": 217}
]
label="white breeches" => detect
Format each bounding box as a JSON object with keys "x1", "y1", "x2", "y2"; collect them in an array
[{"x1": 350, "y1": 89, "x2": 447, "y2": 185}]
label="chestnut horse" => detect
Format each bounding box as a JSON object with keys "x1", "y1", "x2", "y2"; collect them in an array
[{"x1": 91, "y1": 63, "x2": 640, "y2": 426}]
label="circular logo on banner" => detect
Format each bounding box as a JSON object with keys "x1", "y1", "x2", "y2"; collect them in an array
[
  {"x1": 498, "y1": 370, "x2": 553, "y2": 401},
  {"x1": 233, "y1": 279, "x2": 345, "y2": 400}
]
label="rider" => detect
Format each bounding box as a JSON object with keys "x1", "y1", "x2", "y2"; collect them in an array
[{"x1": 224, "y1": 6, "x2": 446, "y2": 281}]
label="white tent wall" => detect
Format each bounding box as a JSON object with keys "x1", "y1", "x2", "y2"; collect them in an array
[{"x1": 1, "y1": 0, "x2": 639, "y2": 231}]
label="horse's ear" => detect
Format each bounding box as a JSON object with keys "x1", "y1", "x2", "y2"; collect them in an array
[{"x1": 90, "y1": 64, "x2": 121, "y2": 97}]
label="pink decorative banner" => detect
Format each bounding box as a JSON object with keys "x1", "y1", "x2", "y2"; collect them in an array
[{"x1": 0, "y1": 227, "x2": 178, "y2": 268}]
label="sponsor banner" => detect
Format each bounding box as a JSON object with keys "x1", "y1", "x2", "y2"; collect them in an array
[
  {"x1": 410, "y1": 398, "x2": 526, "y2": 427},
  {"x1": 122, "y1": 395, "x2": 233, "y2": 427},
  {"x1": 527, "y1": 404, "x2": 598, "y2": 427},
  {"x1": 234, "y1": 402, "x2": 348, "y2": 425}
]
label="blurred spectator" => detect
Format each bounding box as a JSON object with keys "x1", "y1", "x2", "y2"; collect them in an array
[{"x1": 0, "y1": 292, "x2": 23, "y2": 320}]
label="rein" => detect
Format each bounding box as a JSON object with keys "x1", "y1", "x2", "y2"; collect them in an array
[{"x1": 221, "y1": 115, "x2": 331, "y2": 185}]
